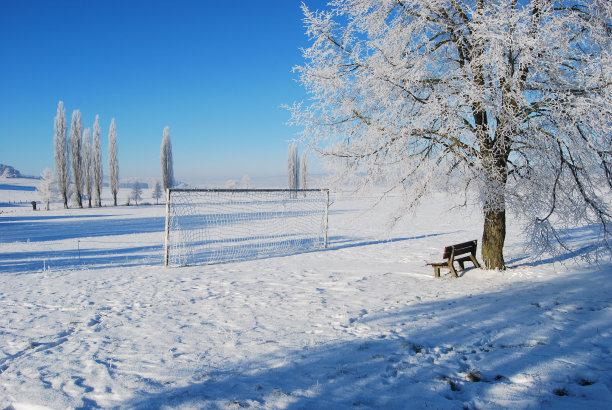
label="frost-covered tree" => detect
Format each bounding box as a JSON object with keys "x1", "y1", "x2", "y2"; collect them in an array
[
  {"x1": 287, "y1": 144, "x2": 299, "y2": 191},
  {"x1": 241, "y1": 174, "x2": 251, "y2": 188},
  {"x1": 37, "y1": 168, "x2": 56, "y2": 211},
  {"x1": 69, "y1": 109, "x2": 83, "y2": 208},
  {"x1": 108, "y1": 118, "x2": 119, "y2": 206},
  {"x1": 53, "y1": 101, "x2": 70, "y2": 208},
  {"x1": 153, "y1": 180, "x2": 163, "y2": 205},
  {"x1": 82, "y1": 128, "x2": 93, "y2": 208},
  {"x1": 300, "y1": 151, "x2": 308, "y2": 190},
  {"x1": 92, "y1": 115, "x2": 103, "y2": 207},
  {"x1": 160, "y1": 126, "x2": 174, "y2": 190},
  {"x1": 291, "y1": 0, "x2": 612, "y2": 269},
  {"x1": 131, "y1": 182, "x2": 142, "y2": 205}
]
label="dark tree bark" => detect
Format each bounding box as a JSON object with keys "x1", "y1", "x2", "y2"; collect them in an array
[{"x1": 483, "y1": 208, "x2": 506, "y2": 269}]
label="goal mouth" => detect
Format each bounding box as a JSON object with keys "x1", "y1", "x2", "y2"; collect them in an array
[{"x1": 164, "y1": 188, "x2": 329, "y2": 266}]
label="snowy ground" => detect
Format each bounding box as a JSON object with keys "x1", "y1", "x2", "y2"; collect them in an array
[{"x1": 1, "y1": 178, "x2": 611, "y2": 409}]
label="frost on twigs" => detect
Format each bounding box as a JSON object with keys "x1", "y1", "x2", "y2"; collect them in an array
[{"x1": 290, "y1": 0, "x2": 612, "y2": 268}]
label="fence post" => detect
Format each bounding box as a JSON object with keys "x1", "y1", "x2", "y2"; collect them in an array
[
  {"x1": 164, "y1": 189, "x2": 171, "y2": 267},
  {"x1": 324, "y1": 189, "x2": 329, "y2": 248}
]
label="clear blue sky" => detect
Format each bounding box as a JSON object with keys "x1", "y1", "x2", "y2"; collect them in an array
[{"x1": 0, "y1": 0, "x2": 327, "y2": 183}]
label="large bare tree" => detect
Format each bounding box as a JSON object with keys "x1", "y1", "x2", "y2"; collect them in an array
[{"x1": 290, "y1": 0, "x2": 612, "y2": 269}]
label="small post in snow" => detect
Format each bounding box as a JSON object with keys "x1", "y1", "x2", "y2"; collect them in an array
[
  {"x1": 324, "y1": 189, "x2": 329, "y2": 248},
  {"x1": 164, "y1": 188, "x2": 171, "y2": 267}
]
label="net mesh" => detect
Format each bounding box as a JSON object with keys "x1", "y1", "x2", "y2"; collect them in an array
[{"x1": 166, "y1": 189, "x2": 328, "y2": 266}]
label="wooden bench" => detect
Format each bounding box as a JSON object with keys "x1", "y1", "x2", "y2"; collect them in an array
[{"x1": 427, "y1": 240, "x2": 481, "y2": 278}]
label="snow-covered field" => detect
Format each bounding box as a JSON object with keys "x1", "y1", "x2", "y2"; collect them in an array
[{"x1": 1, "y1": 177, "x2": 611, "y2": 409}]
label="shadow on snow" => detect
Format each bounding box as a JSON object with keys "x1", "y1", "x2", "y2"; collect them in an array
[
  {"x1": 120, "y1": 269, "x2": 612, "y2": 409},
  {"x1": 0, "y1": 216, "x2": 166, "y2": 243},
  {"x1": 507, "y1": 224, "x2": 611, "y2": 268},
  {"x1": 0, "y1": 244, "x2": 164, "y2": 274}
]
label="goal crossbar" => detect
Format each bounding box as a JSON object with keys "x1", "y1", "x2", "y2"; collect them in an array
[{"x1": 164, "y1": 188, "x2": 329, "y2": 266}]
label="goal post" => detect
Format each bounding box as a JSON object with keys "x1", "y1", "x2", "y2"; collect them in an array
[{"x1": 164, "y1": 188, "x2": 330, "y2": 266}]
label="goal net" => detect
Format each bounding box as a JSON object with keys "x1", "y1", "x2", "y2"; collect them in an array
[{"x1": 164, "y1": 189, "x2": 329, "y2": 266}]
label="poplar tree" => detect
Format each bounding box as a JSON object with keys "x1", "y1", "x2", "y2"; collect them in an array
[
  {"x1": 70, "y1": 109, "x2": 83, "y2": 207},
  {"x1": 287, "y1": 144, "x2": 299, "y2": 191},
  {"x1": 53, "y1": 101, "x2": 70, "y2": 208},
  {"x1": 82, "y1": 128, "x2": 93, "y2": 208},
  {"x1": 160, "y1": 126, "x2": 174, "y2": 190},
  {"x1": 93, "y1": 115, "x2": 103, "y2": 207},
  {"x1": 300, "y1": 151, "x2": 308, "y2": 190},
  {"x1": 108, "y1": 118, "x2": 119, "y2": 206}
]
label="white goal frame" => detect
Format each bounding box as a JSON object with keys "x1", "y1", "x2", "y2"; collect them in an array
[{"x1": 164, "y1": 188, "x2": 329, "y2": 266}]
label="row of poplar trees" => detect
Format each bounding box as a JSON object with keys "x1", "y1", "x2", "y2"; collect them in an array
[
  {"x1": 287, "y1": 144, "x2": 308, "y2": 190},
  {"x1": 53, "y1": 101, "x2": 119, "y2": 208}
]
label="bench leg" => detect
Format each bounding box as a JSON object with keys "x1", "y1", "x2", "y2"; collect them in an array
[
  {"x1": 470, "y1": 255, "x2": 481, "y2": 269},
  {"x1": 433, "y1": 266, "x2": 440, "y2": 278},
  {"x1": 449, "y1": 263, "x2": 459, "y2": 278}
]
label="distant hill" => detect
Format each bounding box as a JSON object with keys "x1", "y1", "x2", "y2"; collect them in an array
[{"x1": 0, "y1": 164, "x2": 23, "y2": 178}]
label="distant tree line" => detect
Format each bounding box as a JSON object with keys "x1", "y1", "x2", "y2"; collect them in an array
[{"x1": 48, "y1": 101, "x2": 175, "y2": 209}]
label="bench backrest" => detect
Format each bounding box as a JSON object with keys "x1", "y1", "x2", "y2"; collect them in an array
[{"x1": 442, "y1": 240, "x2": 477, "y2": 259}]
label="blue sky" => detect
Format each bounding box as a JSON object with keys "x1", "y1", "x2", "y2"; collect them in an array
[{"x1": 0, "y1": 0, "x2": 327, "y2": 183}]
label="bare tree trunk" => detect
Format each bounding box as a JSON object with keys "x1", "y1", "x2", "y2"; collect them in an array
[{"x1": 482, "y1": 207, "x2": 506, "y2": 270}]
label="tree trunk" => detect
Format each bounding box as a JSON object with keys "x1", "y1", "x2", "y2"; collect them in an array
[
  {"x1": 480, "y1": 146, "x2": 509, "y2": 270},
  {"x1": 482, "y1": 208, "x2": 506, "y2": 270}
]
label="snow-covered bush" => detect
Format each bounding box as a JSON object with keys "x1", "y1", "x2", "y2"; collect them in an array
[{"x1": 37, "y1": 168, "x2": 56, "y2": 210}]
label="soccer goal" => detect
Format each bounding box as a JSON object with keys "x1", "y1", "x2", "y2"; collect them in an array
[{"x1": 164, "y1": 188, "x2": 329, "y2": 266}]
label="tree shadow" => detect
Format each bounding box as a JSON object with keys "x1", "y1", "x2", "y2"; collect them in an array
[
  {"x1": 0, "y1": 215, "x2": 165, "y2": 243},
  {"x1": 326, "y1": 231, "x2": 455, "y2": 251},
  {"x1": 0, "y1": 183, "x2": 36, "y2": 192},
  {"x1": 1, "y1": 214, "x2": 113, "y2": 222},
  {"x1": 0, "y1": 244, "x2": 164, "y2": 274},
  {"x1": 507, "y1": 224, "x2": 610, "y2": 268},
  {"x1": 0, "y1": 213, "x2": 166, "y2": 273},
  {"x1": 118, "y1": 269, "x2": 612, "y2": 409}
]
